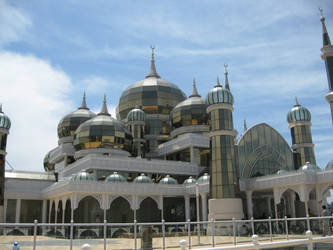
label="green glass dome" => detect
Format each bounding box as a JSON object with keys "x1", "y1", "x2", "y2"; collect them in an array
[
  {"x1": 43, "y1": 152, "x2": 54, "y2": 172},
  {"x1": 71, "y1": 171, "x2": 95, "y2": 181},
  {"x1": 287, "y1": 99, "x2": 311, "y2": 123},
  {"x1": 159, "y1": 175, "x2": 178, "y2": 184},
  {"x1": 57, "y1": 94, "x2": 96, "y2": 138},
  {"x1": 206, "y1": 83, "x2": 234, "y2": 106},
  {"x1": 171, "y1": 80, "x2": 207, "y2": 128},
  {"x1": 0, "y1": 105, "x2": 11, "y2": 130},
  {"x1": 197, "y1": 173, "x2": 210, "y2": 184},
  {"x1": 73, "y1": 97, "x2": 132, "y2": 151},
  {"x1": 133, "y1": 173, "x2": 153, "y2": 183},
  {"x1": 105, "y1": 172, "x2": 127, "y2": 182},
  {"x1": 117, "y1": 53, "x2": 186, "y2": 120},
  {"x1": 299, "y1": 162, "x2": 321, "y2": 172},
  {"x1": 127, "y1": 106, "x2": 146, "y2": 122},
  {"x1": 183, "y1": 176, "x2": 197, "y2": 185},
  {"x1": 325, "y1": 160, "x2": 333, "y2": 170}
]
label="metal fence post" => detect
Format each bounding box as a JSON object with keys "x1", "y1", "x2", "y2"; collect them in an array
[
  {"x1": 268, "y1": 216, "x2": 272, "y2": 242},
  {"x1": 103, "y1": 219, "x2": 107, "y2": 250},
  {"x1": 211, "y1": 219, "x2": 215, "y2": 247},
  {"x1": 187, "y1": 219, "x2": 191, "y2": 249},
  {"x1": 134, "y1": 220, "x2": 137, "y2": 250},
  {"x1": 284, "y1": 216, "x2": 288, "y2": 240},
  {"x1": 33, "y1": 219, "x2": 37, "y2": 250},
  {"x1": 162, "y1": 219, "x2": 165, "y2": 250},
  {"x1": 232, "y1": 218, "x2": 236, "y2": 245},
  {"x1": 306, "y1": 230, "x2": 313, "y2": 250},
  {"x1": 306, "y1": 214, "x2": 311, "y2": 231},
  {"x1": 70, "y1": 219, "x2": 74, "y2": 250},
  {"x1": 251, "y1": 217, "x2": 255, "y2": 235}
]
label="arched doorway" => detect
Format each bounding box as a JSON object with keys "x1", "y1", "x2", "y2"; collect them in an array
[
  {"x1": 74, "y1": 196, "x2": 103, "y2": 223},
  {"x1": 107, "y1": 197, "x2": 133, "y2": 223},
  {"x1": 137, "y1": 197, "x2": 160, "y2": 222}
]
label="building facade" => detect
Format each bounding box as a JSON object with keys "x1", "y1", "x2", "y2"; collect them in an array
[{"x1": 1, "y1": 12, "x2": 333, "y2": 237}]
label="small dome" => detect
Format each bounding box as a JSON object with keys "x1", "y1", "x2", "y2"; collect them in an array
[
  {"x1": 71, "y1": 171, "x2": 95, "y2": 181},
  {"x1": 0, "y1": 105, "x2": 11, "y2": 130},
  {"x1": 205, "y1": 81, "x2": 234, "y2": 106},
  {"x1": 287, "y1": 98, "x2": 311, "y2": 123},
  {"x1": 171, "y1": 79, "x2": 207, "y2": 128},
  {"x1": 159, "y1": 175, "x2": 178, "y2": 184},
  {"x1": 57, "y1": 93, "x2": 96, "y2": 138},
  {"x1": 127, "y1": 106, "x2": 146, "y2": 122},
  {"x1": 299, "y1": 162, "x2": 321, "y2": 172},
  {"x1": 183, "y1": 176, "x2": 197, "y2": 185},
  {"x1": 43, "y1": 152, "x2": 54, "y2": 172},
  {"x1": 73, "y1": 96, "x2": 132, "y2": 151},
  {"x1": 325, "y1": 160, "x2": 333, "y2": 170},
  {"x1": 197, "y1": 173, "x2": 210, "y2": 183},
  {"x1": 133, "y1": 173, "x2": 153, "y2": 183},
  {"x1": 276, "y1": 169, "x2": 288, "y2": 175},
  {"x1": 105, "y1": 172, "x2": 126, "y2": 183}
]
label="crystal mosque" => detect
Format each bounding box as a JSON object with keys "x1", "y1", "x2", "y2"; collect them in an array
[{"x1": 0, "y1": 12, "x2": 333, "y2": 237}]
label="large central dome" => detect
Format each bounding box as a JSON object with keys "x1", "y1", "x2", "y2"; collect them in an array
[{"x1": 117, "y1": 50, "x2": 186, "y2": 120}]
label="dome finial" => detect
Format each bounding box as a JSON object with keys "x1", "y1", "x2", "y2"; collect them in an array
[
  {"x1": 98, "y1": 94, "x2": 110, "y2": 116},
  {"x1": 0, "y1": 103, "x2": 2, "y2": 114},
  {"x1": 319, "y1": 7, "x2": 331, "y2": 47},
  {"x1": 295, "y1": 96, "x2": 299, "y2": 106},
  {"x1": 146, "y1": 45, "x2": 161, "y2": 78},
  {"x1": 243, "y1": 119, "x2": 247, "y2": 132},
  {"x1": 189, "y1": 77, "x2": 201, "y2": 97},
  {"x1": 224, "y1": 63, "x2": 230, "y2": 90},
  {"x1": 215, "y1": 76, "x2": 222, "y2": 87},
  {"x1": 79, "y1": 91, "x2": 88, "y2": 110}
]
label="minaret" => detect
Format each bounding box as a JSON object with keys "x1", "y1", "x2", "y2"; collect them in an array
[
  {"x1": 0, "y1": 105, "x2": 11, "y2": 223},
  {"x1": 319, "y1": 8, "x2": 333, "y2": 124},
  {"x1": 206, "y1": 65, "x2": 243, "y2": 220},
  {"x1": 287, "y1": 98, "x2": 316, "y2": 169},
  {"x1": 127, "y1": 106, "x2": 146, "y2": 157}
]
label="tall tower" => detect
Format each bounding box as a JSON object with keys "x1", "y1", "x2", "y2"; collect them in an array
[
  {"x1": 127, "y1": 106, "x2": 146, "y2": 157},
  {"x1": 205, "y1": 66, "x2": 243, "y2": 220},
  {"x1": 0, "y1": 105, "x2": 11, "y2": 223},
  {"x1": 287, "y1": 98, "x2": 316, "y2": 169},
  {"x1": 319, "y1": 8, "x2": 333, "y2": 125}
]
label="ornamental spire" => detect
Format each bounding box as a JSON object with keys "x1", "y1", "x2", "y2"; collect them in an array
[
  {"x1": 0, "y1": 103, "x2": 2, "y2": 114},
  {"x1": 243, "y1": 119, "x2": 247, "y2": 132},
  {"x1": 98, "y1": 94, "x2": 110, "y2": 116},
  {"x1": 189, "y1": 78, "x2": 201, "y2": 98},
  {"x1": 295, "y1": 96, "x2": 300, "y2": 106},
  {"x1": 145, "y1": 45, "x2": 161, "y2": 78},
  {"x1": 215, "y1": 76, "x2": 222, "y2": 88},
  {"x1": 79, "y1": 91, "x2": 88, "y2": 110},
  {"x1": 224, "y1": 63, "x2": 230, "y2": 90},
  {"x1": 319, "y1": 7, "x2": 331, "y2": 47}
]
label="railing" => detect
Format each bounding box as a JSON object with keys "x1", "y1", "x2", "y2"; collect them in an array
[{"x1": 0, "y1": 216, "x2": 333, "y2": 249}]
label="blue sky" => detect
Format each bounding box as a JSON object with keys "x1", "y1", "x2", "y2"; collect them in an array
[{"x1": 0, "y1": 0, "x2": 332, "y2": 173}]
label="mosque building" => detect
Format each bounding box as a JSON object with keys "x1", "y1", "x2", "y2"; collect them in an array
[{"x1": 1, "y1": 11, "x2": 333, "y2": 237}]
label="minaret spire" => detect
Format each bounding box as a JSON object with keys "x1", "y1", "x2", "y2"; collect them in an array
[
  {"x1": 215, "y1": 76, "x2": 222, "y2": 88},
  {"x1": 98, "y1": 94, "x2": 110, "y2": 116},
  {"x1": 0, "y1": 104, "x2": 2, "y2": 114},
  {"x1": 224, "y1": 63, "x2": 230, "y2": 90},
  {"x1": 319, "y1": 8, "x2": 331, "y2": 47},
  {"x1": 146, "y1": 45, "x2": 160, "y2": 78},
  {"x1": 295, "y1": 96, "x2": 299, "y2": 106},
  {"x1": 79, "y1": 91, "x2": 88, "y2": 110},
  {"x1": 243, "y1": 119, "x2": 247, "y2": 132},
  {"x1": 189, "y1": 78, "x2": 201, "y2": 98}
]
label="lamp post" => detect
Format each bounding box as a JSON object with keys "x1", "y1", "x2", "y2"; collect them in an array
[{"x1": 196, "y1": 182, "x2": 201, "y2": 243}]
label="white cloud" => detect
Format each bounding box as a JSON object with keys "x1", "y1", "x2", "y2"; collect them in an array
[
  {"x1": 0, "y1": 51, "x2": 73, "y2": 172},
  {"x1": 81, "y1": 76, "x2": 111, "y2": 94},
  {"x1": 0, "y1": 0, "x2": 31, "y2": 45}
]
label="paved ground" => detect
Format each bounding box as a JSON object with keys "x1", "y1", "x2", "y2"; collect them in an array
[{"x1": 0, "y1": 234, "x2": 331, "y2": 250}]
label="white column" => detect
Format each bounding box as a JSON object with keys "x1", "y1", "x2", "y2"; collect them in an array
[
  {"x1": 54, "y1": 205, "x2": 58, "y2": 224},
  {"x1": 200, "y1": 193, "x2": 208, "y2": 222},
  {"x1": 62, "y1": 208, "x2": 65, "y2": 224},
  {"x1": 160, "y1": 196, "x2": 164, "y2": 221},
  {"x1": 48, "y1": 201, "x2": 52, "y2": 223},
  {"x1": 42, "y1": 200, "x2": 47, "y2": 223},
  {"x1": 304, "y1": 200, "x2": 309, "y2": 216},
  {"x1": 246, "y1": 191, "x2": 253, "y2": 219},
  {"x1": 4, "y1": 199, "x2": 7, "y2": 223},
  {"x1": 15, "y1": 199, "x2": 21, "y2": 223},
  {"x1": 185, "y1": 195, "x2": 190, "y2": 221},
  {"x1": 71, "y1": 207, "x2": 74, "y2": 222},
  {"x1": 266, "y1": 197, "x2": 272, "y2": 217},
  {"x1": 190, "y1": 146, "x2": 195, "y2": 163}
]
